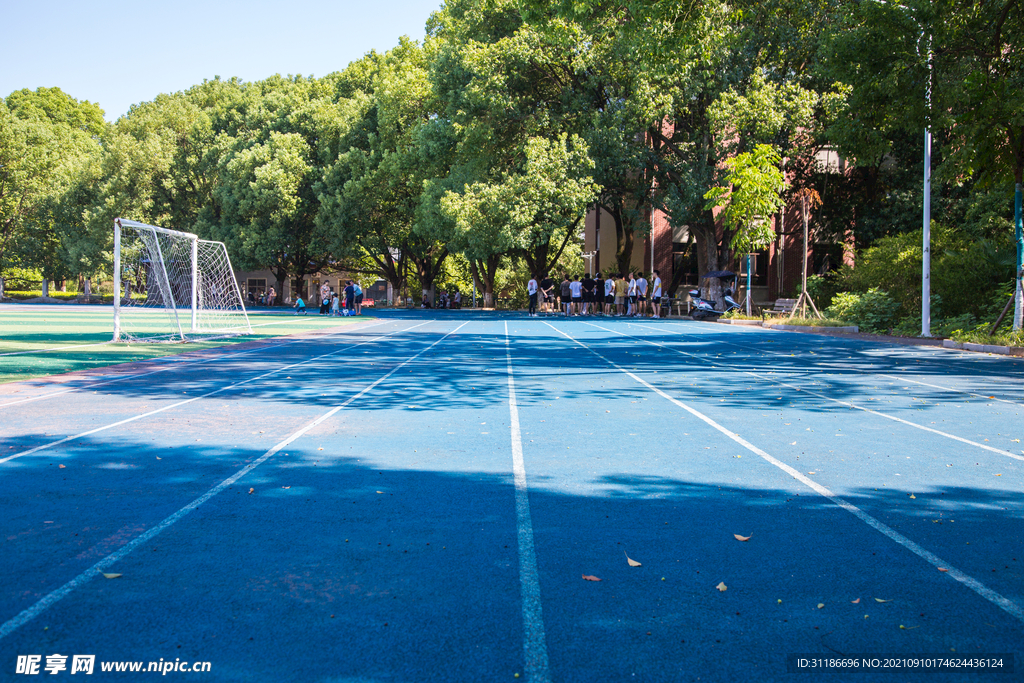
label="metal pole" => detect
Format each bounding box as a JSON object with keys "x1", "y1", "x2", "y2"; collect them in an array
[
  {"x1": 1014, "y1": 182, "x2": 1023, "y2": 331},
  {"x1": 113, "y1": 219, "x2": 121, "y2": 341},
  {"x1": 921, "y1": 34, "x2": 933, "y2": 337},
  {"x1": 801, "y1": 194, "x2": 809, "y2": 318},
  {"x1": 190, "y1": 237, "x2": 198, "y2": 333}
]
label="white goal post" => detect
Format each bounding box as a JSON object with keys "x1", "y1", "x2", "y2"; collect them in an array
[{"x1": 113, "y1": 218, "x2": 252, "y2": 342}]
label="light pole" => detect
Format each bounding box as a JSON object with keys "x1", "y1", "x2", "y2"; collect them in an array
[
  {"x1": 867, "y1": 0, "x2": 932, "y2": 336},
  {"x1": 582, "y1": 251, "x2": 597, "y2": 276}
]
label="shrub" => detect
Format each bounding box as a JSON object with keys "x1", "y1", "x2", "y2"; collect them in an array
[{"x1": 825, "y1": 289, "x2": 899, "y2": 333}]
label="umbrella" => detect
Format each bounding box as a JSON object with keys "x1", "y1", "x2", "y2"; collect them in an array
[{"x1": 702, "y1": 270, "x2": 736, "y2": 279}]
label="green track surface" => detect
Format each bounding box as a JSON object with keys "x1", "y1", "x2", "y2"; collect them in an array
[{"x1": 0, "y1": 305, "x2": 370, "y2": 384}]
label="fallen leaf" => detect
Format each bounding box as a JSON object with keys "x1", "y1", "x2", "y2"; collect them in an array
[
  {"x1": 248, "y1": 488, "x2": 254, "y2": 494},
  {"x1": 156, "y1": 456, "x2": 162, "y2": 460},
  {"x1": 282, "y1": 486, "x2": 291, "y2": 489},
  {"x1": 376, "y1": 491, "x2": 383, "y2": 494},
  {"x1": 318, "y1": 447, "x2": 324, "y2": 451},
  {"x1": 102, "y1": 573, "x2": 122, "y2": 579},
  {"x1": 909, "y1": 494, "x2": 916, "y2": 499},
  {"x1": 875, "y1": 598, "x2": 890, "y2": 603},
  {"x1": 733, "y1": 534, "x2": 751, "y2": 542},
  {"x1": 938, "y1": 567, "x2": 948, "y2": 572},
  {"x1": 851, "y1": 598, "x2": 861, "y2": 604},
  {"x1": 817, "y1": 603, "x2": 825, "y2": 609},
  {"x1": 716, "y1": 582, "x2": 727, "y2": 592},
  {"x1": 582, "y1": 574, "x2": 602, "y2": 582},
  {"x1": 777, "y1": 599, "x2": 782, "y2": 604},
  {"x1": 58, "y1": 464, "x2": 65, "y2": 469},
  {"x1": 625, "y1": 552, "x2": 642, "y2": 567}
]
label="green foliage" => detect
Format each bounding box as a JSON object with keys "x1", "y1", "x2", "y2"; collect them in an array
[
  {"x1": 704, "y1": 144, "x2": 787, "y2": 252},
  {"x1": 825, "y1": 288, "x2": 898, "y2": 333}
]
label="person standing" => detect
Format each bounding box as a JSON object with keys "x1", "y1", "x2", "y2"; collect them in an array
[
  {"x1": 560, "y1": 274, "x2": 572, "y2": 317},
  {"x1": 614, "y1": 273, "x2": 627, "y2": 316},
  {"x1": 593, "y1": 273, "x2": 605, "y2": 316},
  {"x1": 319, "y1": 281, "x2": 331, "y2": 314},
  {"x1": 540, "y1": 273, "x2": 554, "y2": 315},
  {"x1": 652, "y1": 270, "x2": 663, "y2": 318},
  {"x1": 626, "y1": 272, "x2": 637, "y2": 316},
  {"x1": 604, "y1": 274, "x2": 615, "y2": 315},
  {"x1": 637, "y1": 272, "x2": 649, "y2": 317},
  {"x1": 527, "y1": 274, "x2": 539, "y2": 317},
  {"x1": 344, "y1": 280, "x2": 355, "y2": 314},
  {"x1": 354, "y1": 281, "x2": 363, "y2": 315},
  {"x1": 267, "y1": 286, "x2": 276, "y2": 307},
  {"x1": 581, "y1": 272, "x2": 596, "y2": 316},
  {"x1": 569, "y1": 274, "x2": 583, "y2": 315}
]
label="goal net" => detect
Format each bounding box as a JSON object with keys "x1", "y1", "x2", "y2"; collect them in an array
[{"x1": 113, "y1": 218, "x2": 252, "y2": 342}]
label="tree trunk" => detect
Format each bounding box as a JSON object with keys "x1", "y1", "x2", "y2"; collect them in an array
[
  {"x1": 472, "y1": 255, "x2": 501, "y2": 308},
  {"x1": 84, "y1": 278, "x2": 91, "y2": 299},
  {"x1": 694, "y1": 210, "x2": 723, "y2": 308},
  {"x1": 0, "y1": 276, "x2": 4, "y2": 300},
  {"x1": 41, "y1": 278, "x2": 49, "y2": 298},
  {"x1": 273, "y1": 267, "x2": 289, "y2": 305}
]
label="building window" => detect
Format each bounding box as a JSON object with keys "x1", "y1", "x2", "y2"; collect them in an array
[
  {"x1": 737, "y1": 251, "x2": 768, "y2": 287},
  {"x1": 672, "y1": 242, "x2": 699, "y2": 287},
  {"x1": 246, "y1": 278, "x2": 266, "y2": 296}
]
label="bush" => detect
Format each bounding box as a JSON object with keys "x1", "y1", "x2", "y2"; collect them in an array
[
  {"x1": 825, "y1": 289, "x2": 899, "y2": 333},
  {"x1": 800, "y1": 274, "x2": 842, "y2": 311}
]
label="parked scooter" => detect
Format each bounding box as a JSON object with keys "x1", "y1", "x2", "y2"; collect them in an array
[
  {"x1": 688, "y1": 287, "x2": 740, "y2": 320},
  {"x1": 688, "y1": 289, "x2": 723, "y2": 320}
]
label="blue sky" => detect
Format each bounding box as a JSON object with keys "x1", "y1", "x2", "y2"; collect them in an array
[{"x1": 1, "y1": 0, "x2": 444, "y2": 120}]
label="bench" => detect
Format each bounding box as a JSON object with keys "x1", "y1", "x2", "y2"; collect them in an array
[{"x1": 761, "y1": 298, "x2": 798, "y2": 320}]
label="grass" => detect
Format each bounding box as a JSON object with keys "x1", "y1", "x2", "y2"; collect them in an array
[
  {"x1": 0, "y1": 305, "x2": 373, "y2": 384},
  {"x1": 949, "y1": 328, "x2": 1024, "y2": 348},
  {"x1": 764, "y1": 316, "x2": 855, "y2": 327}
]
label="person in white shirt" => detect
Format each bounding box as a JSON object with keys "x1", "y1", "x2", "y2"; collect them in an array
[
  {"x1": 604, "y1": 275, "x2": 615, "y2": 315},
  {"x1": 627, "y1": 273, "x2": 637, "y2": 316},
  {"x1": 569, "y1": 275, "x2": 583, "y2": 316},
  {"x1": 527, "y1": 275, "x2": 539, "y2": 317},
  {"x1": 652, "y1": 270, "x2": 663, "y2": 318},
  {"x1": 637, "y1": 273, "x2": 648, "y2": 317}
]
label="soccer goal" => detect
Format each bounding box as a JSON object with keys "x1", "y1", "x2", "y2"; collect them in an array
[{"x1": 112, "y1": 218, "x2": 252, "y2": 342}]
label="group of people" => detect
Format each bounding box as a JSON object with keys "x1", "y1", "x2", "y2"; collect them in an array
[
  {"x1": 527, "y1": 271, "x2": 663, "y2": 318},
  {"x1": 294, "y1": 280, "x2": 364, "y2": 316},
  {"x1": 247, "y1": 286, "x2": 277, "y2": 307},
  {"x1": 422, "y1": 289, "x2": 462, "y2": 309}
]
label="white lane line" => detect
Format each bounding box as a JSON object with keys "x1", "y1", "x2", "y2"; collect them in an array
[
  {"x1": 646, "y1": 321, "x2": 1024, "y2": 404},
  {"x1": 0, "y1": 322, "x2": 428, "y2": 465},
  {"x1": 878, "y1": 374, "x2": 1024, "y2": 410},
  {"x1": 0, "y1": 341, "x2": 113, "y2": 357},
  {"x1": 601, "y1": 323, "x2": 1024, "y2": 463},
  {"x1": 0, "y1": 321, "x2": 468, "y2": 641},
  {"x1": 0, "y1": 321, "x2": 389, "y2": 409},
  {"x1": 546, "y1": 321, "x2": 1024, "y2": 624},
  {"x1": 504, "y1": 321, "x2": 551, "y2": 683}
]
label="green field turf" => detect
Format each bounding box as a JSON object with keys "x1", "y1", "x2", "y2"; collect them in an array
[{"x1": 0, "y1": 305, "x2": 371, "y2": 384}]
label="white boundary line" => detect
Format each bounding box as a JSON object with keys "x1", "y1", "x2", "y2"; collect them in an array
[
  {"x1": 649, "y1": 321, "x2": 1024, "y2": 409},
  {"x1": 0, "y1": 320, "x2": 389, "y2": 410},
  {"x1": 0, "y1": 321, "x2": 468, "y2": 641},
  {"x1": 0, "y1": 321, "x2": 426, "y2": 465},
  {"x1": 545, "y1": 321, "x2": 1024, "y2": 624},
  {"x1": 504, "y1": 321, "x2": 551, "y2": 683},
  {"x1": 603, "y1": 323, "x2": 1024, "y2": 464}
]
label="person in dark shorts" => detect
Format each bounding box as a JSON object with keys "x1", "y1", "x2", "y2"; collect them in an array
[
  {"x1": 540, "y1": 274, "x2": 555, "y2": 314},
  {"x1": 581, "y1": 272, "x2": 596, "y2": 315},
  {"x1": 527, "y1": 274, "x2": 539, "y2": 317},
  {"x1": 344, "y1": 280, "x2": 355, "y2": 313},
  {"x1": 593, "y1": 273, "x2": 604, "y2": 316},
  {"x1": 560, "y1": 274, "x2": 572, "y2": 316}
]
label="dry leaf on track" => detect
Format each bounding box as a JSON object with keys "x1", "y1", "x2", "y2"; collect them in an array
[
  {"x1": 851, "y1": 598, "x2": 861, "y2": 604},
  {"x1": 282, "y1": 486, "x2": 291, "y2": 489},
  {"x1": 875, "y1": 598, "x2": 890, "y2": 603},
  {"x1": 102, "y1": 573, "x2": 122, "y2": 579},
  {"x1": 248, "y1": 488, "x2": 254, "y2": 494},
  {"x1": 625, "y1": 552, "x2": 642, "y2": 567},
  {"x1": 716, "y1": 582, "x2": 727, "y2": 592},
  {"x1": 938, "y1": 567, "x2": 948, "y2": 572},
  {"x1": 817, "y1": 603, "x2": 825, "y2": 609},
  {"x1": 734, "y1": 534, "x2": 751, "y2": 542},
  {"x1": 582, "y1": 574, "x2": 602, "y2": 582}
]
